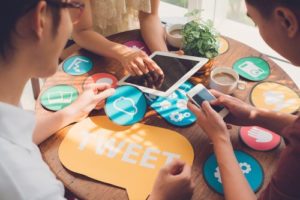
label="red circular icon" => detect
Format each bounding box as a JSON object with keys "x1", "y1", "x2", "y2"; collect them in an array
[
  {"x1": 83, "y1": 73, "x2": 118, "y2": 90},
  {"x1": 83, "y1": 73, "x2": 118, "y2": 110},
  {"x1": 240, "y1": 126, "x2": 281, "y2": 151}
]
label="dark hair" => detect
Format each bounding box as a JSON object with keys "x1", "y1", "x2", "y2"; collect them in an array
[
  {"x1": 0, "y1": 0, "x2": 61, "y2": 59},
  {"x1": 246, "y1": 0, "x2": 300, "y2": 17}
]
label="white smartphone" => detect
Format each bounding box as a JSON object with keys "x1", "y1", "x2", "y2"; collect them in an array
[
  {"x1": 118, "y1": 51, "x2": 209, "y2": 97},
  {"x1": 187, "y1": 84, "x2": 229, "y2": 118}
]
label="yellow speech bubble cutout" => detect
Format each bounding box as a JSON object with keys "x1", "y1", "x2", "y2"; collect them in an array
[{"x1": 59, "y1": 116, "x2": 194, "y2": 200}]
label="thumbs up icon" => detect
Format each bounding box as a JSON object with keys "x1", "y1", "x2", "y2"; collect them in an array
[{"x1": 248, "y1": 127, "x2": 273, "y2": 143}]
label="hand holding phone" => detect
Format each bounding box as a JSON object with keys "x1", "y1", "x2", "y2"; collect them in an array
[{"x1": 187, "y1": 84, "x2": 229, "y2": 118}]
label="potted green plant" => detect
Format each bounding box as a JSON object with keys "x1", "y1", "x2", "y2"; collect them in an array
[{"x1": 182, "y1": 10, "x2": 220, "y2": 59}]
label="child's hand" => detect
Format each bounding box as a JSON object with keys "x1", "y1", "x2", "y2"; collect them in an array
[
  {"x1": 64, "y1": 83, "x2": 115, "y2": 122},
  {"x1": 149, "y1": 160, "x2": 194, "y2": 200},
  {"x1": 188, "y1": 101, "x2": 230, "y2": 144},
  {"x1": 120, "y1": 47, "x2": 163, "y2": 76}
]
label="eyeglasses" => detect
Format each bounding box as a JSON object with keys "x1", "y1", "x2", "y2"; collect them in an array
[{"x1": 46, "y1": 0, "x2": 85, "y2": 24}]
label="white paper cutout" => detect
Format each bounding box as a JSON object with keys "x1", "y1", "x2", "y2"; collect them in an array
[{"x1": 248, "y1": 127, "x2": 273, "y2": 143}]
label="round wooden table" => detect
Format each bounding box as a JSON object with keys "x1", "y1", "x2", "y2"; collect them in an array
[{"x1": 36, "y1": 30, "x2": 299, "y2": 200}]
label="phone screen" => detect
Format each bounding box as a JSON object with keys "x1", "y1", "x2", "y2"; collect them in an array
[{"x1": 192, "y1": 89, "x2": 224, "y2": 112}]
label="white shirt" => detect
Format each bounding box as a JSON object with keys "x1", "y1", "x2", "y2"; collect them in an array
[{"x1": 0, "y1": 102, "x2": 65, "y2": 200}]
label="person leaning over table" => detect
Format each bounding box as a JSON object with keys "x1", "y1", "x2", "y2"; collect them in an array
[
  {"x1": 188, "y1": 0, "x2": 300, "y2": 199},
  {"x1": 71, "y1": 0, "x2": 167, "y2": 76},
  {"x1": 0, "y1": 0, "x2": 195, "y2": 199}
]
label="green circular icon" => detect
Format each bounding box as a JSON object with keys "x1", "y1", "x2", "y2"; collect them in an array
[
  {"x1": 233, "y1": 57, "x2": 270, "y2": 81},
  {"x1": 40, "y1": 85, "x2": 79, "y2": 111}
]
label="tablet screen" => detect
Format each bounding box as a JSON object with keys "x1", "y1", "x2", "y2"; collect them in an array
[{"x1": 123, "y1": 55, "x2": 200, "y2": 92}]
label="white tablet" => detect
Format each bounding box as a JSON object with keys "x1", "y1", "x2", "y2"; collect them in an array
[{"x1": 118, "y1": 51, "x2": 209, "y2": 97}]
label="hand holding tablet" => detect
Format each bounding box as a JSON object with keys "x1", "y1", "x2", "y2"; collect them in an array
[{"x1": 118, "y1": 51, "x2": 209, "y2": 97}]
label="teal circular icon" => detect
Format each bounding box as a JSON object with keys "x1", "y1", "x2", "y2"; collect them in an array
[
  {"x1": 105, "y1": 86, "x2": 147, "y2": 126},
  {"x1": 40, "y1": 85, "x2": 79, "y2": 111},
  {"x1": 233, "y1": 57, "x2": 270, "y2": 81},
  {"x1": 63, "y1": 55, "x2": 93, "y2": 76},
  {"x1": 203, "y1": 150, "x2": 264, "y2": 195}
]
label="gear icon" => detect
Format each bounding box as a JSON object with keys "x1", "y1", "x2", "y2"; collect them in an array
[
  {"x1": 214, "y1": 163, "x2": 251, "y2": 184},
  {"x1": 239, "y1": 162, "x2": 251, "y2": 174},
  {"x1": 214, "y1": 167, "x2": 222, "y2": 183},
  {"x1": 170, "y1": 111, "x2": 184, "y2": 122}
]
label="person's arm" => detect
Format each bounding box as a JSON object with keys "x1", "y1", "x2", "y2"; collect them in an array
[
  {"x1": 33, "y1": 83, "x2": 115, "y2": 145},
  {"x1": 72, "y1": 0, "x2": 127, "y2": 62},
  {"x1": 214, "y1": 138, "x2": 256, "y2": 200},
  {"x1": 139, "y1": 0, "x2": 168, "y2": 52},
  {"x1": 188, "y1": 101, "x2": 256, "y2": 200},
  {"x1": 210, "y1": 90, "x2": 297, "y2": 135},
  {"x1": 254, "y1": 109, "x2": 297, "y2": 134},
  {"x1": 72, "y1": 0, "x2": 162, "y2": 76}
]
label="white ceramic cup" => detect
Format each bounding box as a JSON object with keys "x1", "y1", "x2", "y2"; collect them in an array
[
  {"x1": 209, "y1": 67, "x2": 246, "y2": 94},
  {"x1": 165, "y1": 24, "x2": 183, "y2": 48}
]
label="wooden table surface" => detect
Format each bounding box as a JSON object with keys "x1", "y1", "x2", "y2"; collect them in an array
[{"x1": 36, "y1": 30, "x2": 299, "y2": 200}]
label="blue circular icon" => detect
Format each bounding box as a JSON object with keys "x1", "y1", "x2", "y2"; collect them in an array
[
  {"x1": 105, "y1": 86, "x2": 147, "y2": 126},
  {"x1": 203, "y1": 150, "x2": 264, "y2": 195},
  {"x1": 63, "y1": 55, "x2": 93, "y2": 76},
  {"x1": 145, "y1": 81, "x2": 196, "y2": 127}
]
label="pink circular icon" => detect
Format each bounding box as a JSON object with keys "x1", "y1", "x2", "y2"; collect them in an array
[
  {"x1": 83, "y1": 73, "x2": 118, "y2": 89},
  {"x1": 240, "y1": 126, "x2": 281, "y2": 151},
  {"x1": 123, "y1": 40, "x2": 151, "y2": 55}
]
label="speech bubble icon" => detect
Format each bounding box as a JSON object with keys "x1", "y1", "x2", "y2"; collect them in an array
[{"x1": 59, "y1": 116, "x2": 194, "y2": 200}]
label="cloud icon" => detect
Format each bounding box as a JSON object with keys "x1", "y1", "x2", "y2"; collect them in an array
[{"x1": 113, "y1": 96, "x2": 138, "y2": 116}]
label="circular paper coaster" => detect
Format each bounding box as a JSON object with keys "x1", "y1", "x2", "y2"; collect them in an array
[
  {"x1": 105, "y1": 86, "x2": 147, "y2": 126},
  {"x1": 240, "y1": 126, "x2": 281, "y2": 151},
  {"x1": 233, "y1": 57, "x2": 270, "y2": 81},
  {"x1": 218, "y1": 37, "x2": 229, "y2": 55},
  {"x1": 123, "y1": 40, "x2": 151, "y2": 55},
  {"x1": 203, "y1": 150, "x2": 264, "y2": 195},
  {"x1": 40, "y1": 85, "x2": 79, "y2": 111},
  {"x1": 83, "y1": 73, "x2": 118, "y2": 89},
  {"x1": 63, "y1": 55, "x2": 93, "y2": 76},
  {"x1": 250, "y1": 82, "x2": 300, "y2": 114}
]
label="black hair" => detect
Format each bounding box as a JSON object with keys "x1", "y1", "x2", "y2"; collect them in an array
[
  {"x1": 246, "y1": 0, "x2": 300, "y2": 17},
  {"x1": 0, "y1": 0, "x2": 61, "y2": 59}
]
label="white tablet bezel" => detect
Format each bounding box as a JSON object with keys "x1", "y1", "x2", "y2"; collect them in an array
[
  {"x1": 118, "y1": 51, "x2": 209, "y2": 97},
  {"x1": 187, "y1": 84, "x2": 229, "y2": 118}
]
